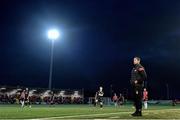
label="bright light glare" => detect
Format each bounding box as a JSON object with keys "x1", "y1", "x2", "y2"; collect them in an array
[{"x1": 47, "y1": 29, "x2": 60, "y2": 40}]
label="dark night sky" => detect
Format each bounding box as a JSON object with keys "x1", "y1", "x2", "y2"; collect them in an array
[{"x1": 0, "y1": 0, "x2": 180, "y2": 99}]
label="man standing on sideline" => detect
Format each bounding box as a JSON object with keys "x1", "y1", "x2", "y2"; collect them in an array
[{"x1": 130, "y1": 57, "x2": 147, "y2": 116}]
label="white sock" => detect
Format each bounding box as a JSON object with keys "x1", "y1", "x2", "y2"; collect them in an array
[
  {"x1": 144, "y1": 101, "x2": 148, "y2": 109},
  {"x1": 21, "y1": 101, "x2": 24, "y2": 107}
]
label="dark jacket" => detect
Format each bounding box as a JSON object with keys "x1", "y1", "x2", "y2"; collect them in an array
[{"x1": 131, "y1": 64, "x2": 147, "y2": 86}]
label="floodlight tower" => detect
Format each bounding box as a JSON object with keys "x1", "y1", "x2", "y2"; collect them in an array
[{"x1": 47, "y1": 29, "x2": 60, "y2": 90}]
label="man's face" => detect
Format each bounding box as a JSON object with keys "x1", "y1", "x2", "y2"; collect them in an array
[{"x1": 133, "y1": 58, "x2": 140, "y2": 65}]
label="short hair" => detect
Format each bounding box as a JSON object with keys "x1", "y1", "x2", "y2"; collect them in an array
[{"x1": 134, "y1": 57, "x2": 141, "y2": 61}]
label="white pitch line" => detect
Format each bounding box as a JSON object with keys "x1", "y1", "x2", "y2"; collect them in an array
[
  {"x1": 108, "y1": 116, "x2": 120, "y2": 119},
  {"x1": 31, "y1": 111, "x2": 131, "y2": 120},
  {"x1": 30, "y1": 108, "x2": 180, "y2": 120}
]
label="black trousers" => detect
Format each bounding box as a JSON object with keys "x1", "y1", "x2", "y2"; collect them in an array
[{"x1": 132, "y1": 84, "x2": 142, "y2": 112}]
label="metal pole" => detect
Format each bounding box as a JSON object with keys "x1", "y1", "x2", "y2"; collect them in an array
[
  {"x1": 110, "y1": 84, "x2": 112, "y2": 98},
  {"x1": 82, "y1": 88, "x2": 84, "y2": 104},
  {"x1": 48, "y1": 40, "x2": 55, "y2": 90},
  {"x1": 166, "y1": 83, "x2": 169, "y2": 100}
]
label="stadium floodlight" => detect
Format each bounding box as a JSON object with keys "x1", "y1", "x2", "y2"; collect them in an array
[
  {"x1": 48, "y1": 29, "x2": 60, "y2": 40},
  {"x1": 47, "y1": 28, "x2": 60, "y2": 90}
]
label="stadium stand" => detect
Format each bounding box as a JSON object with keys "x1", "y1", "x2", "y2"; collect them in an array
[{"x1": 0, "y1": 87, "x2": 84, "y2": 104}]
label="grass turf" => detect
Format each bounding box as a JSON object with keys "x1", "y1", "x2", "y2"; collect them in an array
[{"x1": 0, "y1": 104, "x2": 179, "y2": 119}]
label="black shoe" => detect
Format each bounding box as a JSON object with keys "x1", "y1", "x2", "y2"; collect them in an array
[
  {"x1": 137, "y1": 111, "x2": 142, "y2": 116},
  {"x1": 131, "y1": 111, "x2": 137, "y2": 116},
  {"x1": 131, "y1": 112, "x2": 142, "y2": 116}
]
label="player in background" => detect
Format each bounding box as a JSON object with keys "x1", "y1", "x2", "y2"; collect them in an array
[
  {"x1": 94, "y1": 92, "x2": 98, "y2": 107},
  {"x1": 97, "y1": 86, "x2": 104, "y2": 109},
  {"x1": 112, "y1": 93, "x2": 118, "y2": 107},
  {"x1": 20, "y1": 90, "x2": 25, "y2": 107},
  {"x1": 118, "y1": 93, "x2": 125, "y2": 106},
  {"x1": 143, "y1": 88, "x2": 148, "y2": 109},
  {"x1": 25, "y1": 88, "x2": 31, "y2": 108},
  {"x1": 50, "y1": 91, "x2": 55, "y2": 106}
]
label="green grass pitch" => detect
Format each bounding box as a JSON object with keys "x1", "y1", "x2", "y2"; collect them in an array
[{"x1": 0, "y1": 104, "x2": 180, "y2": 119}]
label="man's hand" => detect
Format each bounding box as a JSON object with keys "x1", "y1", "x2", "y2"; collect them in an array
[{"x1": 134, "y1": 80, "x2": 138, "y2": 84}]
